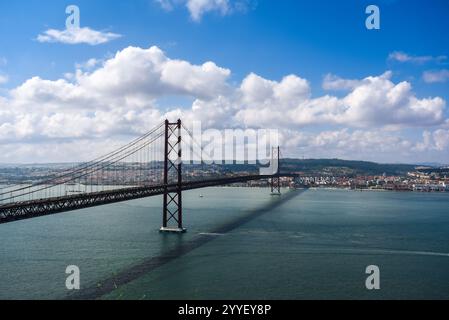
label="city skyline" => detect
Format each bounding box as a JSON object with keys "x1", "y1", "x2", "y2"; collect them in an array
[{"x1": 0, "y1": 0, "x2": 449, "y2": 164}]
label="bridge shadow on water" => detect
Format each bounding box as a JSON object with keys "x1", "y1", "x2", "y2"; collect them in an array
[{"x1": 69, "y1": 189, "x2": 306, "y2": 300}]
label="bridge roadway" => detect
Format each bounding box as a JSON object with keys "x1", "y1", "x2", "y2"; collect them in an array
[{"x1": 0, "y1": 174, "x2": 297, "y2": 224}]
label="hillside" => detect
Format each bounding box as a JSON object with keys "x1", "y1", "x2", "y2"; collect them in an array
[{"x1": 280, "y1": 159, "x2": 418, "y2": 177}]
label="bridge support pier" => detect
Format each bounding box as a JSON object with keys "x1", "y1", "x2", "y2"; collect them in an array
[
  {"x1": 270, "y1": 146, "x2": 281, "y2": 196},
  {"x1": 160, "y1": 119, "x2": 186, "y2": 234},
  {"x1": 270, "y1": 175, "x2": 281, "y2": 196}
]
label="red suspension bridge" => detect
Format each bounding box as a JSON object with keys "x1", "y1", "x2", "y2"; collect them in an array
[{"x1": 0, "y1": 120, "x2": 297, "y2": 232}]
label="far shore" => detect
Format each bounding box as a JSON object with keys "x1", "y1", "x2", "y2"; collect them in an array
[{"x1": 215, "y1": 185, "x2": 449, "y2": 193}]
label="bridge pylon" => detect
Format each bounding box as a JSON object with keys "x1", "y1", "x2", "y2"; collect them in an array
[
  {"x1": 160, "y1": 119, "x2": 186, "y2": 233},
  {"x1": 270, "y1": 146, "x2": 281, "y2": 196}
]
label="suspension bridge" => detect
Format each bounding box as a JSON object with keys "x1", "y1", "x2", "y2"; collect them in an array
[{"x1": 0, "y1": 120, "x2": 297, "y2": 232}]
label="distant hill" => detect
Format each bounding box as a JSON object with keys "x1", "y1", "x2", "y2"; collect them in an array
[
  {"x1": 0, "y1": 159, "x2": 421, "y2": 178},
  {"x1": 415, "y1": 162, "x2": 448, "y2": 168},
  {"x1": 217, "y1": 158, "x2": 419, "y2": 177},
  {"x1": 279, "y1": 158, "x2": 418, "y2": 177}
]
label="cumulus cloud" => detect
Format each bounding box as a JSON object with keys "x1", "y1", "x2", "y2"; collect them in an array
[
  {"x1": 187, "y1": 0, "x2": 230, "y2": 21},
  {"x1": 37, "y1": 27, "x2": 121, "y2": 45},
  {"x1": 0, "y1": 45, "x2": 448, "y2": 163},
  {"x1": 423, "y1": 69, "x2": 449, "y2": 83},
  {"x1": 0, "y1": 46, "x2": 231, "y2": 147},
  {"x1": 76, "y1": 46, "x2": 231, "y2": 100},
  {"x1": 0, "y1": 139, "x2": 129, "y2": 164},
  {"x1": 414, "y1": 129, "x2": 449, "y2": 152},
  {"x1": 155, "y1": 0, "x2": 252, "y2": 21},
  {"x1": 279, "y1": 128, "x2": 449, "y2": 163},
  {"x1": 280, "y1": 129, "x2": 414, "y2": 160},
  {"x1": 322, "y1": 74, "x2": 362, "y2": 91},
  {"x1": 388, "y1": 51, "x2": 447, "y2": 64},
  {"x1": 75, "y1": 58, "x2": 102, "y2": 70},
  {"x1": 232, "y1": 71, "x2": 445, "y2": 128},
  {"x1": 433, "y1": 129, "x2": 449, "y2": 151}
]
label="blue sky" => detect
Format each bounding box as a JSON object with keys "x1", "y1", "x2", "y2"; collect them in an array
[
  {"x1": 0, "y1": 0, "x2": 449, "y2": 163},
  {"x1": 2, "y1": 0, "x2": 449, "y2": 92}
]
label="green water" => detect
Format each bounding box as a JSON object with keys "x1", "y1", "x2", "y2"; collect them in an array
[{"x1": 1, "y1": 188, "x2": 449, "y2": 300}]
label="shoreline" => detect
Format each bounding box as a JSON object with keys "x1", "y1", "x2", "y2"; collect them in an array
[{"x1": 216, "y1": 185, "x2": 449, "y2": 193}]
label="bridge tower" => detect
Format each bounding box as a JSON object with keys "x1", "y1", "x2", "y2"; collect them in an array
[
  {"x1": 270, "y1": 146, "x2": 281, "y2": 196},
  {"x1": 160, "y1": 119, "x2": 186, "y2": 233}
]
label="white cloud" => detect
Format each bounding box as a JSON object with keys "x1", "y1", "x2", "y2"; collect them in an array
[
  {"x1": 388, "y1": 51, "x2": 447, "y2": 64},
  {"x1": 187, "y1": 0, "x2": 230, "y2": 21},
  {"x1": 433, "y1": 129, "x2": 449, "y2": 151},
  {"x1": 279, "y1": 128, "x2": 449, "y2": 163},
  {"x1": 75, "y1": 58, "x2": 102, "y2": 70},
  {"x1": 0, "y1": 45, "x2": 448, "y2": 163},
  {"x1": 415, "y1": 129, "x2": 449, "y2": 152},
  {"x1": 76, "y1": 46, "x2": 231, "y2": 99},
  {"x1": 0, "y1": 46, "x2": 231, "y2": 147},
  {"x1": 233, "y1": 71, "x2": 445, "y2": 128},
  {"x1": 240, "y1": 73, "x2": 310, "y2": 106},
  {"x1": 37, "y1": 27, "x2": 121, "y2": 45},
  {"x1": 281, "y1": 129, "x2": 414, "y2": 160},
  {"x1": 0, "y1": 74, "x2": 8, "y2": 84},
  {"x1": 322, "y1": 74, "x2": 362, "y2": 91},
  {"x1": 155, "y1": 0, "x2": 251, "y2": 21},
  {"x1": 0, "y1": 139, "x2": 128, "y2": 164},
  {"x1": 156, "y1": 0, "x2": 177, "y2": 11},
  {"x1": 423, "y1": 69, "x2": 449, "y2": 83}
]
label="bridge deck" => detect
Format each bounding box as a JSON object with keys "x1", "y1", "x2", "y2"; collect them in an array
[{"x1": 0, "y1": 175, "x2": 296, "y2": 224}]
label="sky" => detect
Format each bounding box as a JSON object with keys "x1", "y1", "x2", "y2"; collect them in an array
[{"x1": 0, "y1": 0, "x2": 449, "y2": 164}]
